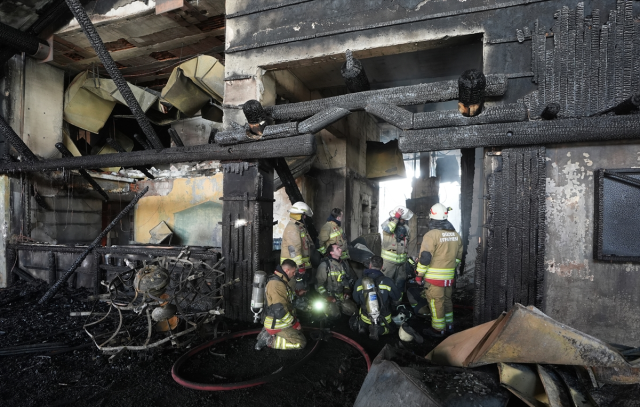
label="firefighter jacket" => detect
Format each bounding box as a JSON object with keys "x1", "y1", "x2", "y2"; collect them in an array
[
  {"x1": 263, "y1": 272, "x2": 297, "y2": 333},
  {"x1": 381, "y1": 217, "x2": 410, "y2": 264},
  {"x1": 416, "y1": 220, "x2": 463, "y2": 287},
  {"x1": 281, "y1": 218, "x2": 314, "y2": 268},
  {"x1": 353, "y1": 268, "x2": 401, "y2": 325},
  {"x1": 318, "y1": 218, "x2": 349, "y2": 259},
  {"x1": 316, "y1": 257, "x2": 350, "y2": 297}
]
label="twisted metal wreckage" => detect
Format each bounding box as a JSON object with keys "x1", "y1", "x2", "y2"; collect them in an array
[{"x1": 2, "y1": 0, "x2": 640, "y2": 353}]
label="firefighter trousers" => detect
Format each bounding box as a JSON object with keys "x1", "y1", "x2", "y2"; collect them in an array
[
  {"x1": 272, "y1": 327, "x2": 307, "y2": 350},
  {"x1": 422, "y1": 283, "x2": 453, "y2": 331}
]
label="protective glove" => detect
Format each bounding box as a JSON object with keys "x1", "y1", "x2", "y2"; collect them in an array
[
  {"x1": 414, "y1": 276, "x2": 424, "y2": 286},
  {"x1": 326, "y1": 296, "x2": 337, "y2": 303},
  {"x1": 343, "y1": 288, "x2": 352, "y2": 301}
]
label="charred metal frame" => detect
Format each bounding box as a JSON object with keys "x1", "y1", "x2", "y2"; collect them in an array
[{"x1": 594, "y1": 168, "x2": 640, "y2": 263}]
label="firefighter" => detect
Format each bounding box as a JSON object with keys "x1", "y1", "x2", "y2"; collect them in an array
[
  {"x1": 281, "y1": 201, "x2": 315, "y2": 293},
  {"x1": 349, "y1": 255, "x2": 401, "y2": 339},
  {"x1": 380, "y1": 206, "x2": 413, "y2": 308},
  {"x1": 318, "y1": 208, "x2": 349, "y2": 259},
  {"x1": 316, "y1": 243, "x2": 357, "y2": 318},
  {"x1": 255, "y1": 259, "x2": 307, "y2": 350},
  {"x1": 415, "y1": 203, "x2": 463, "y2": 337}
]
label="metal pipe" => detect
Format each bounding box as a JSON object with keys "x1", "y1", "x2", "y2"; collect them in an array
[
  {"x1": 105, "y1": 138, "x2": 154, "y2": 179},
  {"x1": 0, "y1": 135, "x2": 317, "y2": 174},
  {"x1": 55, "y1": 143, "x2": 109, "y2": 202},
  {"x1": 0, "y1": 115, "x2": 38, "y2": 162},
  {"x1": 63, "y1": 0, "x2": 163, "y2": 149},
  {"x1": 38, "y1": 186, "x2": 149, "y2": 304}
]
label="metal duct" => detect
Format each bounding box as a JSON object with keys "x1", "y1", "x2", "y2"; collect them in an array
[{"x1": 63, "y1": 0, "x2": 163, "y2": 149}]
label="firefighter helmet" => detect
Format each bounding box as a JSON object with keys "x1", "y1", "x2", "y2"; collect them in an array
[
  {"x1": 429, "y1": 203, "x2": 450, "y2": 220},
  {"x1": 388, "y1": 206, "x2": 414, "y2": 220},
  {"x1": 289, "y1": 201, "x2": 314, "y2": 217}
]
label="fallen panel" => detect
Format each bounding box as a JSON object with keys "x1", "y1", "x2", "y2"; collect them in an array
[
  {"x1": 537, "y1": 364, "x2": 572, "y2": 407},
  {"x1": 553, "y1": 366, "x2": 597, "y2": 407},
  {"x1": 497, "y1": 363, "x2": 548, "y2": 407},
  {"x1": 63, "y1": 71, "x2": 116, "y2": 133},
  {"x1": 149, "y1": 221, "x2": 173, "y2": 244},
  {"x1": 353, "y1": 359, "x2": 442, "y2": 407},
  {"x1": 426, "y1": 304, "x2": 632, "y2": 369}
]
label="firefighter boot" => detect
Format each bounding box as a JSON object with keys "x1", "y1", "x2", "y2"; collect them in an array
[
  {"x1": 255, "y1": 328, "x2": 274, "y2": 350},
  {"x1": 446, "y1": 324, "x2": 455, "y2": 336},
  {"x1": 423, "y1": 327, "x2": 445, "y2": 338}
]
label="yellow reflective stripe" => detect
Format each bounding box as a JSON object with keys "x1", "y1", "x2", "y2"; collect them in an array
[
  {"x1": 416, "y1": 263, "x2": 428, "y2": 274},
  {"x1": 359, "y1": 309, "x2": 371, "y2": 324},
  {"x1": 384, "y1": 314, "x2": 392, "y2": 324},
  {"x1": 302, "y1": 257, "x2": 311, "y2": 268},
  {"x1": 264, "y1": 312, "x2": 294, "y2": 329},
  {"x1": 430, "y1": 299, "x2": 445, "y2": 330},
  {"x1": 425, "y1": 268, "x2": 455, "y2": 280},
  {"x1": 317, "y1": 286, "x2": 327, "y2": 294},
  {"x1": 356, "y1": 286, "x2": 363, "y2": 291},
  {"x1": 379, "y1": 284, "x2": 392, "y2": 292},
  {"x1": 381, "y1": 250, "x2": 407, "y2": 263},
  {"x1": 328, "y1": 272, "x2": 342, "y2": 276},
  {"x1": 387, "y1": 222, "x2": 397, "y2": 233},
  {"x1": 272, "y1": 336, "x2": 301, "y2": 350},
  {"x1": 318, "y1": 247, "x2": 327, "y2": 254},
  {"x1": 456, "y1": 259, "x2": 461, "y2": 263},
  {"x1": 340, "y1": 251, "x2": 349, "y2": 259},
  {"x1": 445, "y1": 312, "x2": 454, "y2": 323},
  {"x1": 329, "y1": 231, "x2": 342, "y2": 238}
]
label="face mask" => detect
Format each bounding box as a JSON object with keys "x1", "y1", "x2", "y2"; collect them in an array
[{"x1": 394, "y1": 225, "x2": 407, "y2": 241}]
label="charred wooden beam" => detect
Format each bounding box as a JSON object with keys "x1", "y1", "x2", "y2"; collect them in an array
[
  {"x1": 38, "y1": 186, "x2": 149, "y2": 304},
  {"x1": 365, "y1": 104, "x2": 413, "y2": 129},
  {"x1": 0, "y1": 21, "x2": 50, "y2": 60},
  {"x1": 271, "y1": 157, "x2": 318, "y2": 242},
  {"x1": 341, "y1": 49, "x2": 370, "y2": 93},
  {"x1": 105, "y1": 138, "x2": 155, "y2": 179},
  {"x1": 242, "y1": 100, "x2": 268, "y2": 136},
  {"x1": 167, "y1": 128, "x2": 185, "y2": 147},
  {"x1": 265, "y1": 74, "x2": 507, "y2": 121},
  {"x1": 399, "y1": 115, "x2": 640, "y2": 152},
  {"x1": 0, "y1": 135, "x2": 317, "y2": 174},
  {"x1": 298, "y1": 107, "x2": 351, "y2": 134},
  {"x1": 55, "y1": 143, "x2": 109, "y2": 202},
  {"x1": 458, "y1": 69, "x2": 487, "y2": 117},
  {"x1": 0, "y1": 115, "x2": 38, "y2": 162}
]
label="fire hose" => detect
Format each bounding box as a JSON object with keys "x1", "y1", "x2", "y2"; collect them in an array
[{"x1": 171, "y1": 327, "x2": 371, "y2": 391}]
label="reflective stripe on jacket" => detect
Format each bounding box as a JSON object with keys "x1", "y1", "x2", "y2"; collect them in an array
[
  {"x1": 263, "y1": 273, "x2": 296, "y2": 331},
  {"x1": 380, "y1": 218, "x2": 409, "y2": 264},
  {"x1": 318, "y1": 221, "x2": 349, "y2": 259},
  {"x1": 316, "y1": 257, "x2": 349, "y2": 296},
  {"x1": 417, "y1": 229, "x2": 462, "y2": 287}
]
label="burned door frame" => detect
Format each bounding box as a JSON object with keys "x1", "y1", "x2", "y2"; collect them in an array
[{"x1": 474, "y1": 147, "x2": 546, "y2": 325}]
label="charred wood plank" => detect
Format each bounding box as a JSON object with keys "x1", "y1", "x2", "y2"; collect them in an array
[
  {"x1": 590, "y1": 10, "x2": 601, "y2": 116},
  {"x1": 55, "y1": 143, "x2": 109, "y2": 202},
  {"x1": 215, "y1": 122, "x2": 298, "y2": 146},
  {"x1": 298, "y1": 107, "x2": 351, "y2": 134},
  {"x1": 365, "y1": 104, "x2": 414, "y2": 129},
  {"x1": 0, "y1": 135, "x2": 317, "y2": 174},
  {"x1": 399, "y1": 115, "x2": 640, "y2": 152},
  {"x1": 412, "y1": 103, "x2": 528, "y2": 129},
  {"x1": 265, "y1": 74, "x2": 507, "y2": 121},
  {"x1": 168, "y1": 128, "x2": 185, "y2": 147},
  {"x1": 105, "y1": 138, "x2": 154, "y2": 179}
]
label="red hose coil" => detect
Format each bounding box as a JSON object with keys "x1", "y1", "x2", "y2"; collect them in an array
[{"x1": 172, "y1": 327, "x2": 371, "y2": 391}]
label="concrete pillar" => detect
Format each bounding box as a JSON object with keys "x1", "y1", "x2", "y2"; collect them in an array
[{"x1": 0, "y1": 175, "x2": 11, "y2": 288}]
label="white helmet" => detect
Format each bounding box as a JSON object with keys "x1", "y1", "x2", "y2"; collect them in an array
[
  {"x1": 429, "y1": 203, "x2": 450, "y2": 220},
  {"x1": 289, "y1": 201, "x2": 313, "y2": 217},
  {"x1": 388, "y1": 205, "x2": 414, "y2": 220}
]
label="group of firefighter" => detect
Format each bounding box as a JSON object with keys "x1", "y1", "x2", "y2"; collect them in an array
[{"x1": 255, "y1": 200, "x2": 463, "y2": 351}]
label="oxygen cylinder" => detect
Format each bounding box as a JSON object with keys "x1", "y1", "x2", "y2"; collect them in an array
[
  {"x1": 362, "y1": 277, "x2": 380, "y2": 321},
  {"x1": 250, "y1": 271, "x2": 267, "y2": 310}
]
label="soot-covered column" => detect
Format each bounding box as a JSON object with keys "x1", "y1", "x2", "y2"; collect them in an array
[{"x1": 221, "y1": 161, "x2": 274, "y2": 321}]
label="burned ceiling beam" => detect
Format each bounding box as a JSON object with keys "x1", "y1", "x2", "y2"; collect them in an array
[
  {"x1": 264, "y1": 74, "x2": 507, "y2": 121},
  {"x1": 0, "y1": 21, "x2": 50, "y2": 60},
  {"x1": 105, "y1": 138, "x2": 155, "y2": 179},
  {"x1": 215, "y1": 122, "x2": 299, "y2": 146},
  {"x1": 55, "y1": 143, "x2": 109, "y2": 202},
  {"x1": 0, "y1": 135, "x2": 317, "y2": 173},
  {"x1": 399, "y1": 115, "x2": 640, "y2": 152},
  {"x1": 39, "y1": 186, "x2": 150, "y2": 304},
  {"x1": 63, "y1": 0, "x2": 164, "y2": 150},
  {"x1": 365, "y1": 103, "x2": 527, "y2": 130}
]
